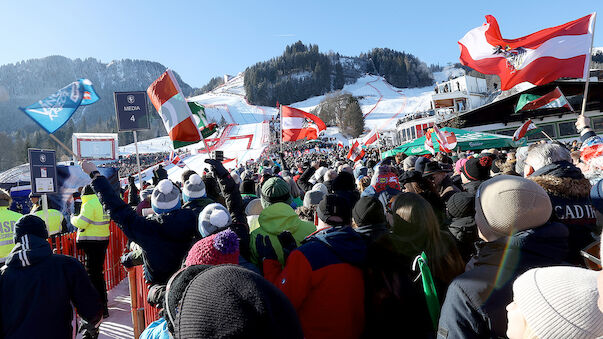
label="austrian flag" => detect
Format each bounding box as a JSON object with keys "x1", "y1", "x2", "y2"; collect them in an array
[
  {"x1": 281, "y1": 105, "x2": 326, "y2": 142},
  {"x1": 347, "y1": 141, "x2": 365, "y2": 162},
  {"x1": 147, "y1": 70, "x2": 201, "y2": 149},
  {"x1": 459, "y1": 14, "x2": 595, "y2": 90}
]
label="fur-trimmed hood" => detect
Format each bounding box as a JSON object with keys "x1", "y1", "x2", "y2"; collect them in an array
[
  {"x1": 529, "y1": 161, "x2": 591, "y2": 199},
  {"x1": 530, "y1": 175, "x2": 591, "y2": 199}
]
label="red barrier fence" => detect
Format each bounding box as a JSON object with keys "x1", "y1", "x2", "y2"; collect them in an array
[
  {"x1": 49, "y1": 221, "x2": 160, "y2": 338},
  {"x1": 48, "y1": 221, "x2": 129, "y2": 291}
]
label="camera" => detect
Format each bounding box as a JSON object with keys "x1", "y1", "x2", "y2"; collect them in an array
[{"x1": 211, "y1": 150, "x2": 224, "y2": 162}]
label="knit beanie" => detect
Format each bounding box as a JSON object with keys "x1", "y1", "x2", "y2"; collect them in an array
[
  {"x1": 462, "y1": 157, "x2": 492, "y2": 181},
  {"x1": 455, "y1": 159, "x2": 468, "y2": 174},
  {"x1": 83, "y1": 184, "x2": 95, "y2": 196},
  {"x1": 446, "y1": 192, "x2": 475, "y2": 218},
  {"x1": 312, "y1": 183, "x2": 328, "y2": 195},
  {"x1": 182, "y1": 174, "x2": 206, "y2": 202},
  {"x1": 332, "y1": 171, "x2": 356, "y2": 192},
  {"x1": 245, "y1": 198, "x2": 263, "y2": 216},
  {"x1": 317, "y1": 194, "x2": 351, "y2": 226},
  {"x1": 260, "y1": 177, "x2": 293, "y2": 208},
  {"x1": 475, "y1": 175, "x2": 552, "y2": 241},
  {"x1": 314, "y1": 167, "x2": 328, "y2": 182},
  {"x1": 303, "y1": 190, "x2": 325, "y2": 208},
  {"x1": 353, "y1": 196, "x2": 386, "y2": 226},
  {"x1": 139, "y1": 186, "x2": 154, "y2": 201},
  {"x1": 185, "y1": 229, "x2": 239, "y2": 266},
  {"x1": 14, "y1": 215, "x2": 48, "y2": 241},
  {"x1": 151, "y1": 179, "x2": 181, "y2": 214},
  {"x1": 403, "y1": 155, "x2": 418, "y2": 171},
  {"x1": 198, "y1": 203, "x2": 232, "y2": 238},
  {"x1": 513, "y1": 266, "x2": 603, "y2": 339},
  {"x1": 0, "y1": 189, "x2": 11, "y2": 207},
  {"x1": 166, "y1": 265, "x2": 304, "y2": 339},
  {"x1": 415, "y1": 156, "x2": 430, "y2": 173}
]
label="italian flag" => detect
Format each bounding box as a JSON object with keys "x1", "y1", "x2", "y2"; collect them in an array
[
  {"x1": 512, "y1": 119, "x2": 540, "y2": 141},
  {"x1": 188, "y1": 101, "x2": 218, "y2": 138},
  {"x1": 515, "y1": 87, "x2": 574, "y2": 113},
  {"x1": 147, "y1": 70, "x2": 201, "y2": 149}
]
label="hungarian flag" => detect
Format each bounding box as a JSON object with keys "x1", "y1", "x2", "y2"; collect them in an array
[
  {"x1": 347, "y1": 141, "x2": 366, "y2": 162},
  {"x1": 512, "y1": 119, "x2": 539, "y2": 141},
  {"x1": 281, "y1": 105, "x2": 326, "y2": 142},
  {"x1": 433, "y1": 125, "x2": 457, "y2": 153},
  {"x1": 424, "y1": 130, "x2": 435, "y2": 155},
  {"x1": 459, "y1": 14, "x2": 595, "y2": 90},
  {"x1": 515, "y1": 87, "x2": 574, "y2": 113},
  {"x1": 363, "y1": 129, "x2": 380, "y2": 146},
  {"x1": 188, "y1": 101, "x2": 218, "y2": 138},
  {"x1": 147, "y1": 70, "x2": 201, "y2": 149}
]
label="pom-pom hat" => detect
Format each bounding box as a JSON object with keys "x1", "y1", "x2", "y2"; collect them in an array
[{"x1": 151, "y1": 179, "x2": 181, "y2": 214}]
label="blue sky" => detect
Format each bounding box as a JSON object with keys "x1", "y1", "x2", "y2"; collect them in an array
[{"x1": 2, "y1": 0, "x2": 601, "y2": 87}]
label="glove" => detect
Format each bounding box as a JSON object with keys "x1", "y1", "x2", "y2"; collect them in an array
[
  {"x1": 80, "y1": 161, "x2": 98, "y2": 176},
  {"x1": 277, "y1": 231, "x2": 297, "y2": 263},
  {"x1": 205, "y1": 158, "x2": 229, "y2": 178},
  {"x1": 255, "y1": 234, "x2": 277, "y2": 261}
]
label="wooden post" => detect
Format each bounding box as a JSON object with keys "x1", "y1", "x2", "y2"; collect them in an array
[
  {"x1": 127, "y1": 268, "x2": 141, "y2": 338},
  {"x1": 579, "y1": 13, "x2": 597, "y2": 117}
]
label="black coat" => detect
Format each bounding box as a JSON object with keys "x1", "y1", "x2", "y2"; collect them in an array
[
  {"x1": 0, "y1": 235, "x2": 102, "y2": 339},
  {"x1": 297, "y1": 167, "x2": 316, "y2": 193},
  {"x1": 91, "y1": 175, "x2": 198, "y2": 285},
  {"x1": 437, "y1": 222, "x2": 569, "y2": 339},
  {"x1": 448, "y1": 216, "x2": 478, "y2": 262}
]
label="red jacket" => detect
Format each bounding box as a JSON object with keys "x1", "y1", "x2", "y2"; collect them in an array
[{"x1": 264, "y1": 227, "x2": 367, "y2": 339}]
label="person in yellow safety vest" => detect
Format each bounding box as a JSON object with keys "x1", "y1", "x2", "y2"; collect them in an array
[
  {"x1": 0, "y1": 189, "x2": 22, "y2": 264},
  {"x1": 71, "y1": 184, "x2": 111, "y2": 318},
  {"x1": 29, "y1": 192, "x2": 67, "y2": 236}
]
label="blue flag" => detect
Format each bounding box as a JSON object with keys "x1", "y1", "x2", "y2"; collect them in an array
[
  {"x1": 20, "y1": 80, "x2": 86, "y2": 134},
  {"x1": 79, "y1": 78, "x2": 100, "y2": 105}
]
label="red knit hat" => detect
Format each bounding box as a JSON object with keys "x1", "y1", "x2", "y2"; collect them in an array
[{"x1": 185, "y1": 229, "x2": 240, "y2": 266}]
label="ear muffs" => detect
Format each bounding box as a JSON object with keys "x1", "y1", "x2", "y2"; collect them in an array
[{"x1": 164, "y1": 265, "x2": 214, "y2": 335}]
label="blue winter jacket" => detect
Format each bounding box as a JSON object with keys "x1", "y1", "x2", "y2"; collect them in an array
[
  {"x1": 91, "y1": 175, "x2": 199, "y2": 285},
  {"x1": 437, "y1": 222, "x2": 569, "y2": 339},
  {"x1": 0, "y1": 234, "x2": 102, "y2": 339}
]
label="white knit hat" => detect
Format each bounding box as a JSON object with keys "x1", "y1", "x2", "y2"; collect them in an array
[
  {"x1": 312, "y1": 183, "x2": 328, "y2": 195},
  {"x1": 183, "y1": 174, "x2": 206, "y2": 202},
  {"x1": 198, "y1": 203, "x2": 232, "y2": 238},
  {"x1": 151, "y1": 179, "x2": 181, "y2": 214},
  {"x1": 513, "y1": 266, "x2": 603, "y2": 339},
  {"x1": 475, "y1": 175, "x2": 552, "y2": 241}
]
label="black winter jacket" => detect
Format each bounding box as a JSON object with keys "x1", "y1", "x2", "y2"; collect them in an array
[
  {"x1": 0, "y1": 235, "x2": 102, "y2": 339},
  {"x1": 437, "y1": 222, "x2": 569, "y2": 339},
  {"x1": 91, "y1": 175, "x2": 198, "y2": 285},
  {"x1": 448, "y1": 216, "x2": 478, "y2": 262},
  {"x1": 297, "y1": 167, "x2": 316, "y2": 193},
  {"x1": 529, "y1": 161, "x2": 597, "y2": 265}
]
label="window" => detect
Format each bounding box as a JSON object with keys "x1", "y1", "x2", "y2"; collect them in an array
[
  {"x1": 528, "y1": 124, "x2": 556, "y2": 141},
  {"x1": 558, "y1": 121, "x2": 577, "y2": 137},
  {"x1": 592, "y1": 117, "x2": 603, "y2": 132},
  {"x1": 495, "y1": 129, "x2": 515, "y2": 136},
  {"x1": 411, "y1": 127, "x2": 416, "y2": 139}
]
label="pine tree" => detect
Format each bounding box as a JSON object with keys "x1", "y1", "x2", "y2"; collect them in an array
[{"x1": 334, "y1": 62, "x2": 345, "y2": 90}]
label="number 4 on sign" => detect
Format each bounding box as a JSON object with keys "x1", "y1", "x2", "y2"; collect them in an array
[{"x1": 130, "y1": 115, "x2": 136, "y2": 122}]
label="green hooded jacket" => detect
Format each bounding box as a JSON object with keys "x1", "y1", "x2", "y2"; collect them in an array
[{"x1": 249, "y1": 202, "x2": 316, "y2": 266}]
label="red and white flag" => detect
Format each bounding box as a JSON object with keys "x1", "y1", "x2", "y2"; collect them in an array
[
  {"x1": 363, "y1": 129, "x2": 380, "y2": 146},
  {"x1": 424, "y1": 130, "x2": 435, "y2": 155},
  {"x1": 512, "y1": 119, "x2": 539, "y2": 141},
  {"x1": 168, "y1": 150, "x2": 185, "y2": 168},
  {"x1": 281, "y1": 105, "x2": 326, "y2": 142},
  {"x1": 459, "y1": 14, "x2": 595, "y2": 90},
  {"x1": 148, "y1": 70, "x2": 202, "y2": 149},
  {"x1": 337, "y1": 141, "x2": 345, "y2": 148},
  {"x1": 433, "y1": 125, "x2": 457, "y2": 153},
  {"x1": 347, "y1": 141, "x2": 366, "y2": 162}
]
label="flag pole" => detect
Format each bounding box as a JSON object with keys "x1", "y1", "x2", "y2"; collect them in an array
[
  {"x1": 540, "y1": 130, "x2": 555, "y2": 142},
  {"x1": 579, "y1": 13, "x2": 596, "y2": 117},
  {"x1": 133, "y1": 131, "x2": 143, "y2": 187},
  {"x1": 48, "y1": 133, "x2": 81, "y2": 161},
  {"x1": 279, "y1": 104, "x2": 283, "y2": 153}
]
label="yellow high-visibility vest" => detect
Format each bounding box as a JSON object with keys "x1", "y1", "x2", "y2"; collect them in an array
[
  {"x1": 0, "y1": 207, "x2": 22, "y2": 261},
  {"x1": 71, "y1": 194, "x2": 110, "y2": 241},
  {"x1": 33, "y1": 209, "x2": 64, "y2": 236}
]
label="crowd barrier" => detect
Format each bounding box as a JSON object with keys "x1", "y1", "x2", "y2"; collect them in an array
[
  {"x1": 48, "y1": 222, "x2": 161, "y2": 338},
  {"x1": 48, "y1": 221, "x2": 128, "y2": 290}
]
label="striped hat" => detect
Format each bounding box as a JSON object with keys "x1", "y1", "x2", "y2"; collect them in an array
[
  {"x1": 183, "y1": 174, "x2": 206, "y2": 202},
  {"x1": 151, "y1": 179, "x2": 181, "y2": 214}
]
